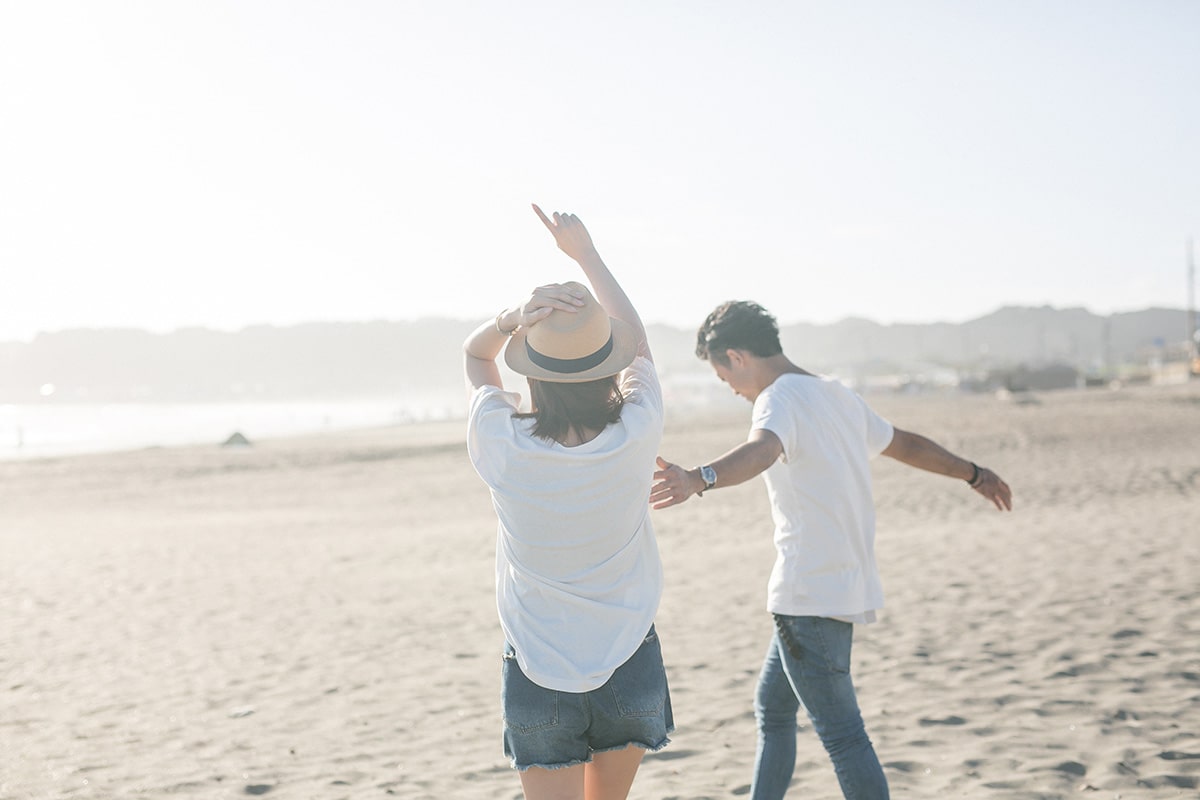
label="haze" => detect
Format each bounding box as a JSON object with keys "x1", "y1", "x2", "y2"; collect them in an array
[{"x1": 2, "y1": 1, "x2": 1197, "y2": 343}]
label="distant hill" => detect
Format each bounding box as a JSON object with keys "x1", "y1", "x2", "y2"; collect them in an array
[
  {"x1": 777, "y1": 306, "x2": 1192, "y2": 376},
  {"x1": 0, "y1": 307, "x2": 1192, "y2": 403}
]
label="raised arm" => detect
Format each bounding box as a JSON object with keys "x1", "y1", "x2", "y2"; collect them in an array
[
  {"x1": 650, "y1": 429, "x2": 783, "y2": 509},
  {"x1": 463, "y1": 283, "x2": 586, "y2": 391},
  {"x1": 532, "y1": 204, "x2": 651, "y2": 361},
  {"x1": 882, "y1": 427, "x2": 1013, "y2": 511}
]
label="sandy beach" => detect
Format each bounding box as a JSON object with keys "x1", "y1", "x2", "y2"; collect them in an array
[{"x1": 2, "y1": 381, "x2": 1199, "y2": 799}]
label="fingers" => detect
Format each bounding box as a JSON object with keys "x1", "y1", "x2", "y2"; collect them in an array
[
  {"x1": 532, "y1": 205, "x2": 574, "y2": 233},
  {"x1": 649, "y1": 459, "x2": 691, "y2": 509},
  {"x1": 974, "y1": 470, "x2": 1013, "y2": 511},
  {"x1": 988, "y1": 473, "x2": 1012, "y2": 511},
  {"x1": 557, "y1": 213, "x2": 584, "y2": 235},
  {"x1": 996, "y1": 478, "x2": 1013, "y2": 511},
  {"x1": 652, "y1": 457, "x2": 680, "y2": 482},
  {"x1": 523, "y1": 300, "x2": 577, "y2": 319},
  {"x1": 533, "y1": 283, "x2": 585, "y2": 299},
  {"x1": 649, "y1": 482, "x2": 683, "y2": 509},
  {"x1": 535, "y1": 206, "x2": 581, "y2": 235},
  {"x1": 531, "y1": 203, "x2": 555, "y2": 233},
  {"x1": 527, "y1": 285, "x2": 585, "y2": 314},
  {"x1": 552, "y1": 211, "x2": 573, "y2": 239}
]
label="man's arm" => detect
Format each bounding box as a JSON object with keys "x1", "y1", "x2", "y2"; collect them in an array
[
  {"x1": 650, "y1": 429, "x2": 783, "y2": 509},
  {"x1": 882, "y1": 427, "x2": 1013, "y2": 511}
]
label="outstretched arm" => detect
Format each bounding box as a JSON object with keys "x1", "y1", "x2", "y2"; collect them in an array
[
  {"x1": 532, "y1": 204, "x2": 651, "y2": 361},
  {"x1": 882, "y1": 428, "x2": 1013, "y2": 511},
  {"x1": 463, "y1": 284, "x2": 586, "y2": 390},
  {"x1": 650, "y1": 429, "x2": 783, "y2": 509}
]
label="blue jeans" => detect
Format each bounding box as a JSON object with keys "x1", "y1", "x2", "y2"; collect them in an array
[{"x1": 751, "y1": 615, "x2": 889, "y2": 800}]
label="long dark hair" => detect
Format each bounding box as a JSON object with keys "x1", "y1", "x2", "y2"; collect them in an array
[{"x1": 514, "y1": 376, "x2": 624, "y2": 443}]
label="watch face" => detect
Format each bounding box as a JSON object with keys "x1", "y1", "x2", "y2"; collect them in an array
[{"x1": 701, "y1": 465, "x2": 717, "y2": 488}]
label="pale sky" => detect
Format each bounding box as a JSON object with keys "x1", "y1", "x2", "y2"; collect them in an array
[{"x1": 2, "y1": 1, "x2": 1198, "y2": 343}]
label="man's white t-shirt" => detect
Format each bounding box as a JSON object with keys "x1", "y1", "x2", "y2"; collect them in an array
[
  {"x1": 467, "y1": 356, "x2": 664, "y2": 693},
  {"x1": 751, "y1": 373, "x2": 894, "y2": 623}
]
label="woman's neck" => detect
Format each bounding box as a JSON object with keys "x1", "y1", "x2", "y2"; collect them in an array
[{"x1": 558, "y1": 425, "x2": 601, "y2": 447}]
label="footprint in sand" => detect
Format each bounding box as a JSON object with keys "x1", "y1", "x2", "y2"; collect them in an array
[
  {"x1": 1049, "y1": 761, "x2": 1087, "y2": 776},
  {"x1": 918, "y1": 715, "x2": 967, "y2": 726},
  {"x1": 1138, "y1": 775, "x2": 1199, "y2": 789}
]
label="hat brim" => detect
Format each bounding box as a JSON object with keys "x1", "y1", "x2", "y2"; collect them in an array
[{"x1": 504, "y1": 317, "x2": 640, "y2": 383}]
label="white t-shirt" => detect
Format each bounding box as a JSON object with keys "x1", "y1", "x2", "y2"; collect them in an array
[
  {"x1": 751, "y1": 373, "x2": 894, "y2": 623},
  {"x1": 467, "y1": 356, "x2": 664, "y2": 693}
]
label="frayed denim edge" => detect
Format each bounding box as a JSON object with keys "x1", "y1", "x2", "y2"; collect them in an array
[
  {"x1": 592, "y1": 732, "x2": 673, "y2": 757},
  {"x1": 511, "y1": 755, "x2": 591, "y2": 773},
  {"x1": 510, "y1": 732, "x2": 674, "y2": 772}
]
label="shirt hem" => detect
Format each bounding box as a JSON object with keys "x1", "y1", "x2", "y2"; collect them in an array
[{"x1": 767, "y1": 605, "x2": 882, "y2": 620}]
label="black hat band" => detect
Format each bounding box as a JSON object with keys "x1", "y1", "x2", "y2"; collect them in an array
[{"x1": 525, "y1": 334, "x2": 614, "y2": 374}]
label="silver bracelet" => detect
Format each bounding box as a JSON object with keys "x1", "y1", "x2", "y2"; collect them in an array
[{"x1": 495, "y1": 311, "x2": 517, "y2": 336}]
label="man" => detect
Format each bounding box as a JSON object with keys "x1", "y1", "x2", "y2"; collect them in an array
[{"x1": 651, "y1": 300, "x2": 1012, "y2": 800}]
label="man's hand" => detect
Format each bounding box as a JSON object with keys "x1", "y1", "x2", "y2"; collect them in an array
[
  {"x1": 971, "y1": 467, "x2": 1013, "y2": 511},
  {"x1": 533, "y1": 204, "x2": 599, "y2": 264},
  {"x1": 650, "y1": 456, "x2": 703, "y2": 509}
]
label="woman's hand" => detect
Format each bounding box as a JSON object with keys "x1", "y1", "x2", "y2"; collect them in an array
[
  {"x1": 500, "y1": 283, "x2": 586, "y2": 332},
  {"x1": 466, "y1": 284, "x2": 586, "y2": 390},
  {"x1": 533, "y1": 204, "x2": 599, "y2": 264}
]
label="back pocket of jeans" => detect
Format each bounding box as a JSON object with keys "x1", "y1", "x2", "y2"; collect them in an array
[
  {"x1": 502, "y1": 648, "x2": 560, "y2": 733},
  {"x1": 607, "y1": 631, "x2": 667, "y2": 718}
]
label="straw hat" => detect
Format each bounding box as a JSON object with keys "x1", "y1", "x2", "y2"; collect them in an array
[{"x1": 504, "y1": 282, "x2": 639, "y2": 383}]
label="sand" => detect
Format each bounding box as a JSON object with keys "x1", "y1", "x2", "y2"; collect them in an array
[{"x1": 2, "y1": 381, "x2": 1199, "y2": 799}]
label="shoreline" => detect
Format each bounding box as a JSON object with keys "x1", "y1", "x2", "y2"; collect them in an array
[{"x1": 4, "y1": 377, "x2": 1197, "y2": 465}]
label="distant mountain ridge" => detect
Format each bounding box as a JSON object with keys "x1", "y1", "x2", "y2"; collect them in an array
[{"x1": 0, "y1": 306, "x2": 1191, "y2": 403}]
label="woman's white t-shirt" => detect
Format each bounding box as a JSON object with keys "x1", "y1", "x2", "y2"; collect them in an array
[
  {"x1": 467, "y1": 356, "x2": 664, "y2": 693},
  {"x1": 752, "y1": 373, "x2": 894, "y2": 622}
]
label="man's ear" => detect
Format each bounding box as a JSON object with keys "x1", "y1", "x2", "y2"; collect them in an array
[{"x1": 725, "y1": 349, "x2": 745, "y2": 368}]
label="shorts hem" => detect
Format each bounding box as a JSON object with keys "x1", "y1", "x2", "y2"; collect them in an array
[
  {"x1": 510, "y1": 733, "x2": 673, "y2": 772},
  {"x1": 592, "y1": 732, "x2": 672, "y2": 756},
  {"x1": 510, "y1": 755, "x2": 590, "y2": 773}
]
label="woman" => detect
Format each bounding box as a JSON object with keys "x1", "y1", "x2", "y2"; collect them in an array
[{"x1": 464, "y1": 205, "x2": 672, "y2": 800}]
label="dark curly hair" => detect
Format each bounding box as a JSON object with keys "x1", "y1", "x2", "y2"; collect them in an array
[{"x1": 695, "y1": 301, "x2": 782, "y2": 367}]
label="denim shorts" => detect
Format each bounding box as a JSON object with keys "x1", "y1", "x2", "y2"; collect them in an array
[{"x1": 501, "y1": 626, "x2": 674, "y2": 771}]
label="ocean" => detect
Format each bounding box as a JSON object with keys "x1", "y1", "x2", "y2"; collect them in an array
[{"x1": 0, "y1": 396, "x2": 464, "y2": 461}]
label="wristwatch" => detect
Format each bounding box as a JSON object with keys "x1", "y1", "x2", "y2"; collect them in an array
[{"x1": 698, "y1": 464, "x2": 717, "y2": 495}]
